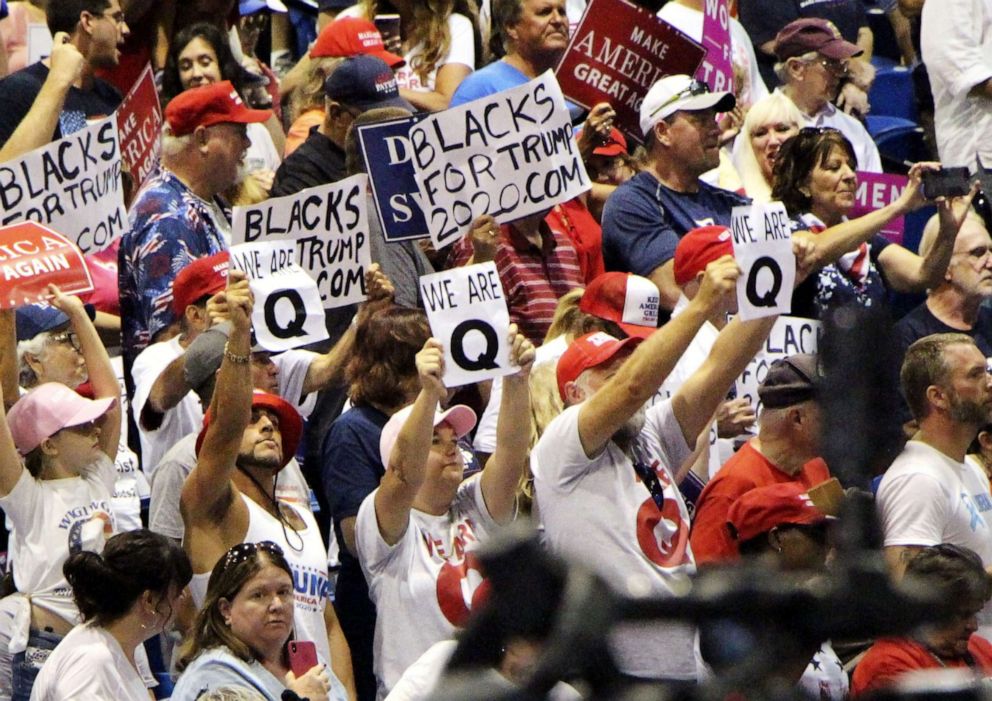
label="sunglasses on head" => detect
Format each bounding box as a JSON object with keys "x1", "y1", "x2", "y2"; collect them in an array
[
  {"x1": 650, "y1": 79, "x2": 711, "y2": 119},
  {"x1": 223, "y1": 540, "x2": 283, "y2": 570}
]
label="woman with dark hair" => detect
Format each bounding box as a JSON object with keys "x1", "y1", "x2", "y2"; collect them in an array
[
  {"x1": 771, "y1": 127, "x2": 976, "y2": 319},
  {"x1": 852, "y1": 544, "x2": 992, "y2": 695},
  {"x1": 172, "y1": 541, "x2": 338, "y2": 701},
  {"x1": 320, "y1": 305, "x2": 431, "y2": 701},
  {"x1": 30, "y1": 529, "x2": 192, "y2": 700}
]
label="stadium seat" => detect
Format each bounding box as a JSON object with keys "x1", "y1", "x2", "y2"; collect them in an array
[
  {"x1": 869, "y1": 67, "x2": 917, "y2": 122},
  {"x1": 866, "y1": 115, "x2": 926, "y2": 166}
]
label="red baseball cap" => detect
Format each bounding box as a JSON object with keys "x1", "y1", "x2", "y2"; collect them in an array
[
  {"x1": 310, "y1": 17, "x2": 405, "y2": 68},
  {"x1": 727, "y1": 482, "x2": 834, "y2": 543},
  {"x1": 196, "y1": 390, "x2": 303, "y2": 470},
  {"x1": 674, "y1": 226, "x2": 735, "y2": 287},
  {"x1": 172, "y1": 252, "x2": 230, "y2": 316},
  {"x1": 579, "y1": 273, "x2": 660, "y2": 339},
  {"x1": 576, "y1": 127, "x2": 628, "y2": 157},
  {"x1": 165, "y1": 81, "x2": 272, "y2": 136},
  {"x1": 556, "y1": 332, "x2": 641, "y2": 401}
]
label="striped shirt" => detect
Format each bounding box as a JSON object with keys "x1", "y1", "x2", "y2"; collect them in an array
[{"x1": 451, "y1": 218, "x2": 583, "y2": 345}]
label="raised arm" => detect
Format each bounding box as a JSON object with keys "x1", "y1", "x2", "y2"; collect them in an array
[
  {"x1": 373, "y1": 339, "x2": 446, "y2": 545},
  {"x1": 0, "y1": 310, "x2": 16, "y2": 410},
  {"x1": 180, "y1": 272, "x2": 254, "y2": 521},
  {"x1": 49, "y1": 285, "x2": 121, "y2": 462},
  {"x1": 577, "y1": 256, "x2": 739, "y2": 456},
  {"x1": 0, "y1": 318, "x2": 22, "y2": 496},
  {"x1": 480, "y1": 325, "x2": 535, "y2": 524}
]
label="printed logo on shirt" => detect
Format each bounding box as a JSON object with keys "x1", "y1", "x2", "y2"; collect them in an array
[
  {"x1": 963, "y1": 491, "x2": 991, "y2": 533},
  {"x1": 291, "y1": 561, "x2": 330, "y2": 611},
  {"x1": 420, "y1": 517, "x2": 489, "y2": 626},
  {"x1": 633, "y1": 459, "x2": 690, "y2": 568},
  {"x1": 63, "y1": 504, "x2": 114, "y2": 554}
]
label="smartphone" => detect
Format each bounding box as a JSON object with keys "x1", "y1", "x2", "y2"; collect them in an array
[
  {"x1": 288, "y1": 640, "x2": 319, "y2": 678},
  {"x1": 921, "y1": 167, "x2": 972, "y2": 199},
  {"x1": 374, "y1": 13, "x2": 401, "y2": 47}
]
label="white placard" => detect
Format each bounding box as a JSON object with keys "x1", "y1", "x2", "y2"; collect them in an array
[
  {"x1": 734, "y1": 316, "x2": 822, "y2": 411},
  {"x1": 408, "y1": 71, "x2": 591, "y2": 250},
  {"x1": 419, "y1": 262, "x2": 514, "y2": 387},
  {"x1": 0, "y1": 117, "x2": 126, "y2": 255},
  {"x1": 730, "y1": 201, "x2": 795, "y2": 320},
  {"x1": 231, "y1": 174, "x2": 371, "y2": 309},
  {"x1": 27, "y1": 23, "x2": 53, "y2": 65},
  {"x1": 229, "y1": 241, "x2": 330, "y2": 351}
]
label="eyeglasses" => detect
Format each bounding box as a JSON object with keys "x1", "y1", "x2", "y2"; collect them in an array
[
  {"x1": 223, "y1": 541, "x2": 283, "y2": 570},
  {"x1": 649, "y1": 79, "x2": 710, "y2": 119},
  {"x1": 814, "y1": 57, "x2": 849, "y2": 74},
  {"x1": 49, "y1": 331, "x2": 81, "y2": 353},
  {"x1": 99, "y1": 10, "x2": 126, "y2": 25}
]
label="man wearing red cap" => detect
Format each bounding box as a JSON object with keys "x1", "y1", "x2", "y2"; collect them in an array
[
  {"x1": 181, "y1": 271, "x2": 355, "y2": 697},
  {"x1": 531, "y1": 256, "x2": 781, "y2": 682},
  {"x1": 119, "y1": 80, "x2": 271, "y2": 374}
]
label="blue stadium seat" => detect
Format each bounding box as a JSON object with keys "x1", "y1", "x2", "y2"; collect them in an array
[
  {"x1": 869, "y1": 67, "x2": 918, "y2": 122},
  {"x1": 866, "y1": 115, "x2": 926, "y2": 166}
]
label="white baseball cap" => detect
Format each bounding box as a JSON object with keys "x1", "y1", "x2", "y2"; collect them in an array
[{"x1": 639, "y1": 75, "x2": 736, "y2": 137}]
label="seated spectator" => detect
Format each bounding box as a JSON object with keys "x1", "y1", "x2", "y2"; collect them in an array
[
  {"x1": 852, "y1": 544, "x2": 992, "y2": 695},
  {"x1": 449, "y1": 213, "x2": 583, "y2": 346},
  {"x1": 31, "y1": 530, "x2": 192, "y2": 701},
  {"x1": 773, "y1": 128, "x2": 975, "y2": 319},
  {"x1": 356, "y1": 327, "x2": 534, "y2": 697},
  {"x1": 0, "y1": 288, "x2": 121, "y2": 699},
  {"x1": 732, "y1": 91, "x2": 803, "y2": 202},
  {"x1": 180, "y1": 272, "x2": 354, "y2": 694},
  {"x1": 691, "y1": 355, "x2": 831, "y2": 565},
  {"x1": 341, "y1": 0, "x2": 479, "y2": 111},
  {"x1": 173, "y1": 541, "x2": 338, "y2": 701},
  {"x1": 600, "y1": 74, "x2": 742, "y2": 311},
  {"x1": 967, "y1": 425, "x2": 992, "y2": 487},
  {"x1": 771, "y1": 19, "x2": 880, "y2": 172}
]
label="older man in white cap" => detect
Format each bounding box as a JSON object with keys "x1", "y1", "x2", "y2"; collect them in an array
[{"x1": 601, "y1": 74, "x2": 748, "y2": 312}]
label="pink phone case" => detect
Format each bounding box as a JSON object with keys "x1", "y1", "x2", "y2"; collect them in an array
[{"x1": 288, "y1": 640, "x2": 319, "y2": 677}]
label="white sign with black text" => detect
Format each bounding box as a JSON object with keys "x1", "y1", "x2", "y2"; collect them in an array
[
  {"x1": 229, "y1": 241, "x2": 329, "y2": 351},
  {"x1": 730, "y1": 201, "x2": 795, "y2": 321},
  {"x1": 734, "y1": 316, "x2": 822, "y2": 412},
  {"x1": 419, "y1": 262, "x2": 513, "y2": 387}
]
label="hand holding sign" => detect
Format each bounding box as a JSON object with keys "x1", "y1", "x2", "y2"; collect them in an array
[
  {"x1": 694, "y1": 254, "x2": 740, "y2": 315},
  {"x1": 417, "y1": 338, "x2": 448, "y2": 398},
  {"x1": 507, "y1": 324, "x2": 536, "y2": 379},
  {"x1": 225, "y1": 270, "x2": 255, "y2": 333},
  {"x1": 49, "y1": 32, "x2": 84, "y2": 88},
  {"x1": 467, "y1": 215, "x2": 500, "y2": 264}
]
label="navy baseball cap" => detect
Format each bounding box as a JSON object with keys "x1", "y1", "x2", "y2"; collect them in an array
[
  {"x1": 324, "y1": 55, "x2": 413, "y2": 112},
  {"x1": 317, "y1": 0, "x2": 355, "y2": 9},
  {"x1": 16, "y1": 303, "x2": 95, "y2": 341}
]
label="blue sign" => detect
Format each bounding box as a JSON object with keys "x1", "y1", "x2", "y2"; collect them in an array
[{"x1": 357, "y1": 114, "x2": 429, "y2": 242}]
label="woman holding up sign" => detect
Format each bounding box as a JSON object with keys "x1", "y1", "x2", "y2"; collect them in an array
[
  {"x1": 771, "y1": 127, "x2": 977, "y2": 319},
  {"x1": 353, "y1": 325, "x2": 534, "y2": 698}
]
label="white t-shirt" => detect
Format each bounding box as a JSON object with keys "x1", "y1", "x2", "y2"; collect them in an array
[
  {"x1": 798, "y1": 641, "x2": 848, "y2": 701},
  {"x1": 340, "y1": 10, "x2": 475, "y2": 93},
  {"x1": 921, "y1": 0, "x2": 992, "y2": 170},
  {"x1": 356, "y1": 473, "x2": 497, "y2": 699},
  {"x1": 656, "y1": 2, "x2": 769, "y2": 109},
  {"x1": 132, "y1": 336, "x2": 204, "y2": 478},
  {"x1": 531, "y1": 400, "x2": 698, "y2": 680},
  {"x1": 29, "y1": 623, "x2": 149, "y2": 701},
  {"x1": 877, "y1": 440, "x2": 992, "y2": 634},
  {"x1": 245, "y1": 122, "x2": 281, "y2": 174},
  {"x1": 0, "y1": 455, "x2": 116, "y2": 625}
]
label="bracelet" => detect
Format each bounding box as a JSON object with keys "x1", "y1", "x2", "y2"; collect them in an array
[{"x1": 223, "y1": 342, "x2": 250, "y2": 364}]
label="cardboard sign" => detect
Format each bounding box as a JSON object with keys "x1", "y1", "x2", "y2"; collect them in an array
[
  {"x1": 27, "y1": 23, "x2": 52, "y2": 65},
  {"x1": 730, "y1": 201, "x2": 795, "y2": 320},
  {"x1": 419, "y1": 262, "x2": 514, "y2": 387},
  {"x1": 231, "y1": 174, "x2": 372, "y2": 309},
  {"x1": 699, "y1": 0, "x2": 734, "y2": 92},
  {"x1": 0, "y1": 221, "x2": 94, "y2": 308},
  {"x1": 554, "y1": 0, "x2": 705, "y2": 143},
  {"x1": 408, "y1": 72, "x2": 591, "y2": 250},
  {"x1": 850, "y1": 171, "x2": 909, "y2": 245},
  {"x1": 229, "y1": 241, "x2": 330, "y2": 351},
  {"x1": 116, "y1": 64, "x2": 163, "y2": 191},
  {"x1": 358, "y1": 114, "x2": 430, "y2": 242},
  {"x1": 734, "y1": 316, "x2": 822, "y2": 411}
]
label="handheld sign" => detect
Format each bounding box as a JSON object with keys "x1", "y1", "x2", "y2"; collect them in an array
[
  {"x1": 0, "y1": 222, "x2": 94, "y2": 308},
  {"x1": 27, "y1": 24, "x2": 53, "y2": 65},
  {"x1": 699, "y1": 0, "x2": 734, "y2": 93},
  {"x1": 850, "y1": 172, "x2": 909, "y2": 245},
  {"x1": 735, "y1": 316, "x2": 821, "y2": 412},
  {"x1": 229, "y1": 241, "x2": 330, "y2": 351},
  {"x1": 554, "y1": 0, "x2": 705, "y2": 143},
  {"x1": 116, "y1": 64, "x2": 163, "y2": 191},
  {"x1": 408, "y1": 72, "x2": 591, "y2": 250},
  {"x1": 231, "y1": 174, "x2": 372, "y2": 309},
  {"x1": 0, "y1": 116, "x2": 127, "y2": 256},
  {"x1": 730, "y1": 201, "x2": 795, "y2": 320},
  {"x1": 358, "y1": 114, "x2": 430, "y2": 242},
  {"x1": 419, "y1": 262, "x2": 513, "y2": 387}
]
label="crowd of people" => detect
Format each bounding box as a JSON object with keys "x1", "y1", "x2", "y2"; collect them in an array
[{"x1": 0, "y1": 0, "x2": 991, "y2": 699}]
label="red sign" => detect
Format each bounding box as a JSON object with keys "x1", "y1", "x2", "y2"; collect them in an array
[
  {"x1": 115, "y1": 64, "x2": 162, "y2": 191},
  {"x1": 0, "y1": 222, "x2": 94, "y2": 308},
  {"x1": 555, "y1": 0, "x2": 706, "y2": 144},
  {"x1": 851, "y1": 171, "x2": 908, "y2": 245}
]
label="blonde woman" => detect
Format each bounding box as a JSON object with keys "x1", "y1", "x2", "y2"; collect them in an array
[{"x1": 732, "y1": 91, "x2": 803, "y2": 202}]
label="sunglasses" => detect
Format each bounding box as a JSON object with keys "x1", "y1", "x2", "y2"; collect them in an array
[
  {"x1": 223, "y1": 540, "x2": 283, "y2": 570},
  {"x1": 49, "y1": 331, "x2": 82, "y2": 353},
  {"x1": 798, "y1": 126, "x2": 842, "y2": 137},
  {"x1": 649, "y1": 79, "x2": 711, "y2": 120}
]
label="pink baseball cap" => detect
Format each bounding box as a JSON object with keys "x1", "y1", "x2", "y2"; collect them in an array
[
  {"x1": 7, "y1": 383, "x2": 115, "y2": 454},
  {"x1": 379, "y1": 403, "x2": 477, "y2": 469}
]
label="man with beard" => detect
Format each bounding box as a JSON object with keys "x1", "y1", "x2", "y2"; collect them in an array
[
  {"x1": 600, "y1": 74, "x2": 744, "y2": 311},
  {"x1": 531, "y1": 256, "x2": 780, "y2": 682},
  {"x1": 877, "y1": 334, "x2": 992, "y2": 605},
  {"x1": 180, "y1": 270, "x2": 356, "y2": 697}
]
